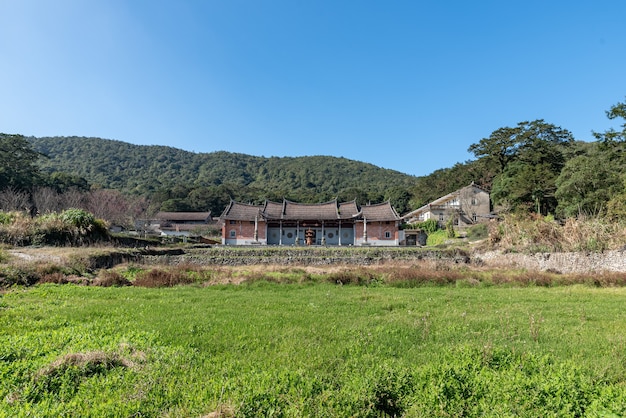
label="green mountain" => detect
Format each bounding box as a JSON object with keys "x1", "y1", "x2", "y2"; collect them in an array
[{"x1": 29, "y1": 136, "x2": 420, "y2": 213}]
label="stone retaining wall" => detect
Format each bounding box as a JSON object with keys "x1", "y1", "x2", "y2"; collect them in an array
[{"x1": 476, "y1": 249, "x2": 626, "y2": 273}]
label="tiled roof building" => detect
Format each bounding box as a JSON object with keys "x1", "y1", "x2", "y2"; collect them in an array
[{"x1": 220, "y1": 199, "x2": 401, "y2": 246}]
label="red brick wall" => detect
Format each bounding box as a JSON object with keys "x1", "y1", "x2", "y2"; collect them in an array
[
  {"x1": 222, "y1": 220, "x2": 266, "y2": 240},
  {"x1": 355, "y1": 222, "x2": 398, "y2": 241}
]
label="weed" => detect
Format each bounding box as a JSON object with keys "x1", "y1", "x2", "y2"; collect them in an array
[
  {"x1": 0, "y1": 265, "x2": 40, "y2": 287},
  {"x1": 93, "y1": 270, "x2": 132, "y2": 287},
  {"x1": 133, "y1": 268, "x2": 195, "y2": 287},
  {"x1": 529, "y1": 313, "x2": 544, "y2": 342},
  {"x1": 25, "y1": 351, "x2": 134, "y2": 402}
]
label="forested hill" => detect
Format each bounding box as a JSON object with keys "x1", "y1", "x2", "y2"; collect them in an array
[{"x1": 29, "y1": 136, "x2": 420, "y2": 212}]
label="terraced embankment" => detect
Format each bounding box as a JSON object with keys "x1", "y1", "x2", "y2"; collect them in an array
[{"x1": 140, "y1": 246, "x2": 472, "y2": 266}]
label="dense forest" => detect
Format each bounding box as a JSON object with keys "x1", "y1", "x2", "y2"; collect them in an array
[
  {"x1": 1, "y1": 97, "x2": 625, "y2": 226},
  {"x1": 27, "y1": 136, "x2": 419, "y2": 214}
]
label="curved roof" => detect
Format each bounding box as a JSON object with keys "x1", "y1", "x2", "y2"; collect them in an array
[
  {"x1": 220, "y1": 201, "x2": 262, "y2": 220},
  {"x1": 263, "y1": 200, "x2": 285, "y2": 219},
  {"x1": 338, "y1": 200, "x2": 359, "y2": 219},
  {"x1": 360, "y1": 201, "x2": 400, "y2": 221},
  {"x1": 282, "y1": 199, "x2": 339, "y2": 220},
  {"x1": 221, "y1": 199, "x2": 400, "y2": 222}
]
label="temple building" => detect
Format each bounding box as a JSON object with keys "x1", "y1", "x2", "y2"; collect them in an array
[{"x1": 219, "y1": 199, "x2": 402, "y2": 246}]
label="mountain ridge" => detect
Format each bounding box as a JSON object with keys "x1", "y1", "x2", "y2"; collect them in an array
[{"x1": 28, "y1": 136, "x2": 420, "y2": 213}]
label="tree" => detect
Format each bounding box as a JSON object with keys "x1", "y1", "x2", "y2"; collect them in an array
[
  {"x1": 0, "y1": 187, "x2": 31, "y2": 212},
  {"x1": 468, "y1": 126, "x2": 520, "y2": 173},
  {"x1": 469, "y1": 120, "x2": 574, "y2": 214},
  {"x1": 187, "y1": 185, "x2": 233, "y2": 214},
  {"x1": 31, "y1": 187, "x2": 62, "y2": 214},
  {"x1": 0, "y1": 133, "x2": 41, "y2": 191},
  {"x1": 160, "y1": 198, "x2": 193, "y2": 212},
  {"x1": 491, "y1": 162, "x2": 559, "y2": 214},
  {"x1": 383, "y1": 187, "x2": 412, "y2": 215},
  {"x1": 46, "y1": 172, "x2": 90, "y2": 192},
  {"x1": 593, "y1": 97, "x2": 626, "y2": 144},
  {"x1": 555, "y1": 154, "x2": 621, "y2": 217}
]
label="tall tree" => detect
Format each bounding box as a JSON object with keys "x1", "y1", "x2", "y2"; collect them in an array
[
  {"x1": 468, "y1": 120, "x2": 574, "y2": 214},
  {"x1": 593, "y1": 97, "x2": 626, "y2": 144},
  {"x1": 468, "y1": 126, "x2": 520, "y2": 173},
  {"x1": 555, "y1": 153, "x2": 621, "y2": 218},
  {"x1": 0, "y1": 133, "x2": 41, "y2": 191}
]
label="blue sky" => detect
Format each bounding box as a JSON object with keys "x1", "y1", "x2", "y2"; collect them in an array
[{"x1": 1, "y1": 1, "x2": 625, "y2": 177}]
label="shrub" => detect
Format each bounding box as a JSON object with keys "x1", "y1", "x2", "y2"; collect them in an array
[
  {"x1": 417, "y1": 219, "x2": 439, "y2": 234},
  {"x1": 326, "y1": 268, "x2": 379, "y2": 285},
  {"x1": 385, "y1": 266, "x2": 462, "y2": 287},
  {"x1": 0, "y1": 265, "x2": 41, "y2": 287},
  {"x1": 426, "y1": 230, "x2": 448, "y2": 246},
  {"x1": 60, "y1": 208, "x2": 96, "y2": 230},
  {"x1": 34, "y1": 209, "x2": 109, "y2": 246},
  {"x1": 466, "y1": 223, "x2": 488, "y2": 241},
  {"x1": 0, "y1": 211, "x2": 19, "y2": 225},
  {"x1": 133, "y1": 268, "x2": 195, "y2": 287},
  {"x1": 38, "y1": 272, "x2": 71, "y2": 284},
  {"x1": 93, "y1": 270, "x2": 132, "y2": 287},
  {"x1": 486, "y1": 214, "x2": 626, "y2": 253}
]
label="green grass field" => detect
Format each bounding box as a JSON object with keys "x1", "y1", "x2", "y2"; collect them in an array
[{"x1": 2, "y1": 282, "x2": 626, "y2": 417}]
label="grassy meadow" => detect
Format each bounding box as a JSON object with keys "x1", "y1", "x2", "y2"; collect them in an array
[{"x1": 2, "y1": 280, "x2": 626, "y2": 417}]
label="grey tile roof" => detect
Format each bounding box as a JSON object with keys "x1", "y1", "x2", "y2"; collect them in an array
[
  {"x1": 220, "y1": 201, "x2": 263, "y2": 220},
  {"x1": 154, "y1": 212, "x2": 211, "y2": 222},
  {"x1": 360, "y1": 201, "x2": 400, "y2": 221},
  {"x1": 263, "y1": 200, "x2": 285, "y2": 219},
  {"x1": 221, "y1": 199, "x2": 401, "y2": 222},
  {"x1": 282, "y1": 200, "x2": 339, "y2": 220},
  {"x1": 338, "y1": 200, "x2": 359, "y2": 219}
]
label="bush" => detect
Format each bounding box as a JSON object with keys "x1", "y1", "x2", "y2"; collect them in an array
[
  {"x1": 466, "y1": 223, "x2": 488, "y2": 241},
  {"x1": 417, "y1": 219, "x2": 439, "y2": 234},
  {"x1": 133, "y1": 268, "x2": 195, "y2": 287},
  {"x1": 34, "y1": 210, "x2": 109, "y2": 246},
  {"x1": 0, "y1": 211, "x2": 19, "y2": 225},
  {"x1": 488, "y1": 214, "x2": 626, "y2": 253},
  {"x1": 60, "y1": 208, "x2": 96, "y2": 230},
  {"x1": 93, "y1": 270, "x2": 132, "y2": 287},
  {"x1": 0, "y1": 265, "x2": 41, "y2": 287},
  {"x1": 426, "y1": 230, "x2": 448, "y2": 246},
  {"x1": 326, "y1": 268, "x2": 379, "y2": 285}
]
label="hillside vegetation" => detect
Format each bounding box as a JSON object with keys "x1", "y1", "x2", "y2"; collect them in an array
[
  {"x1": 29, "y1": 136, "x2": 418, "y2": 213},
  {"x1": 0, "y1": 97, "x2": 624, "y2": 221}
]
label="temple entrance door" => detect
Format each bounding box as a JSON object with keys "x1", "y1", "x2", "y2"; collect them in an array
[{"x1": 305, "y1": 228, "x2": 316, "y2": 245}]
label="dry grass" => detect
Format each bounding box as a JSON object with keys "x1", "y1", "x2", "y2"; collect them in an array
[
  {"x1": 92, "y1": 270, "x2": 132, "y2": 287},
  {"x1": 487, "y1": 214, "x2": 626, "y2": 253},
  {"x1": 36, "y1": 351, "x2": 134, "y2": 380},
  {"x1": 133, "y1": 268, "x2": 196, "y2": 288},
  {"x1": 200, "y1": 405, "x2": 235, "y2": 418}
]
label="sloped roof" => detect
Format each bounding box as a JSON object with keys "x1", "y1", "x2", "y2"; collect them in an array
[
  {"x1": 221, "y1": 199, "x2": 402, "y2": 222},
  {"x1": 154, "y1": 212, "x2": 211, "y2": 222},
  {"x1": 401, "y1": 183, "x2": 490, "y2": 219},
  {"x1": 338, "y1": 200, "x2": 359, "y2": 219},
  {"x1": 220, "y1": 201, "x2": 263, "y2": 220},
  {"x1": 360, "y1": 201, "x2": 400, "y2": 221},
  {"x1": 263, "y1": 200, "x2": 285, "y2": 219},
  {"x1": 282, "y1": 199, "x2": 339, "y2": 220}
]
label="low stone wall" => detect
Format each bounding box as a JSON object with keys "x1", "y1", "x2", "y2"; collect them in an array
[
  {"x1": 139, "y1": 246, "x2": 471, "y2": 266},
  {"x1": 128, "y1": 246, "x2": 626, "y2": 273},
  {"x1": 476, "y1": 249, "x2": 626, "y2": 273}
]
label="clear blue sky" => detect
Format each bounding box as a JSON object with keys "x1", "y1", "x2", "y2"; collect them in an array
[{"x1": 1, "y1": 0, "x2": 625, "y2": 177}]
